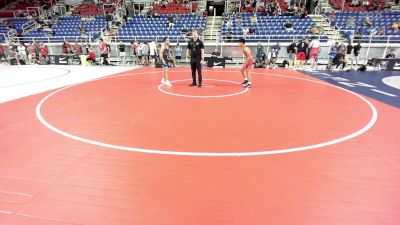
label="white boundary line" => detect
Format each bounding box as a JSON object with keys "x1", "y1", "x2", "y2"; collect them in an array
[
  {"x1": 35, "y1": 70, "x2": 378, "y2": 157},
  {"x1": 0, "y1": 67, "x2": 71, "y2": 88},
  {"x1": 158, "y1": 78, "x2": 248, "y2": 98}
]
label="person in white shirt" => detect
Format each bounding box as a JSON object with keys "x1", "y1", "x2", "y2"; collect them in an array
[
  {"x1": 308, "y1": 37, "x2": 320, "y2": 70},
  {"x1": 17, "y1": 42, "x2": 28, "y2": 64},
  {"x1": 149, "y1": 41, "x2": 157, "y2": 65}
]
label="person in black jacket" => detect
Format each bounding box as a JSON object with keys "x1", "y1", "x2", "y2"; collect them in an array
[
  {"x1": 186, "y1": 30, "x2": 204, "y2": 87},
  {"x1": 353, "y1": 42, "x2": 362, "y2": 65},
  {"x1": 287, "y1": 40, "x2": 297, "y2": 67}
]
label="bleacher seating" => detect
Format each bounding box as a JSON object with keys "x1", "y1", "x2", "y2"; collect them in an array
[
  {"x1": 73, "y1": 3, "x2": 115, "y2": 16},
  {"x1": 0, "y1": 2, "x2": 39, "y2": 17},
  {"x1": 22, "y1": 16, "x2": 104, "y2": 42},
  {"x1": 240, "y1": 0, "x2": 289, "y2": 13},
  {"x1": 8, "y1": 17, "x2": 29, "y2": 33},
  {"x1": 332, "y1": 11, "x2": 400, "y2": 42},
  {"x1": 117, "y1": 14, "x2": 206, "y2": 42},
  {"x1": 330, "y1": 0, "x2": 385, "y2": 11},
  {"x1": 0, "y1": 23, "x2": 7, "y2": 42},
  {"x1": 152, "y1": 1, "x2": 197, "y2": 14},
  {"x1": 221, "y1": 13, "x2": 328, "y2": 42}
]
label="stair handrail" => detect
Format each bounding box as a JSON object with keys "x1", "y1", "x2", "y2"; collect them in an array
[
  {"x1": 22, "y1": 20, "x2": 38, "y2": 34},
  {"x1": 210, "y1": 8, "x2": 216, "y2": 41}
]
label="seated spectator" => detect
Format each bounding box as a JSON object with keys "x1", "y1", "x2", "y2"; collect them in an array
[
  {"x1": 227, "y1": 29, "x2": 233, "y2": 42},
  {"x1": 332, "y1": 52, "x2": 347, "y2": 69},
  {"x1": 392, "y1": 21, "x2": 400, "y2": 31},
  {"x1": 362, "y1": 0, "x2": 370, "y2": 10},
  {"x1": 318, "y1": 26, "x2": 325, "y2": 34},
  {"x1": 167, "y1": 16, "x2": 174, "y2": 28},
  {"x1": 248, "y1": 28, "x2": 256, "y2": 35},
  {"x1": 327, "y1": 11, "x2": 336, "y2": 20},
  {"x1": 243, "y1": 27, "x2": 249, "y2": 36},
  {"x1": 285, "y1": 6, "x2": 296, "y2": 16},
  {"x1": 251, "y1": 14, "x2": 257, "y2": 24},
  {"x1": 62, "y1": 41, "x2": 73, "y2": 54},
  {"x1": 254, "y1": 50, "x2": 267, "y2": 68},
  {"x1": 368, "y1": 26, "x2": 377, "y2": 35},
  {"x1": 87, "y1": 48, "x2": 96, "y2": 64},
  {"x1": 73, "y1": 42, "x2": 82, "y2": 55},
  {"x1": 350, "y1": 0, "x2": 360, "y2": 5},
  {"x1": 300, "y1": 5, "x2": 308, "y2": 19},
  {"x1": 385, "y1": 49, "x2": 396, "y2": 58},
  {"x1": 354, "y1": 29, "x2": 363, "y2": 40},
  {"x1": 284, "y1": 20, "x2": 294, "y2": 31},
  {"x1": 309, "y1": 25, "x2": 319, "y2": 34},
  {"x1": 346, "y1": 17, "x2": 355, "y2": 27},
  {"x1": 226, "y1": 18, "x2": 233, "y2": 28},
  {"x1": 363, "y1": 16, "x2": 373, "y2": 27},
  {"x1": 377, "y1": 25, "x2": 386, "y2": 35},
  {"x1": 181, "y1": 25, "x2": 188, "y2": 33},
  {"x1": 274, "y1": 3, "x2": 282, "y2": 16},
  {"x1": 211, "y1": 49, "x2": 221, "y2": 57}
]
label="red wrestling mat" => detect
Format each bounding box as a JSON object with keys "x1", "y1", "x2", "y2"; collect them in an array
[{"x1": 0, "y1": 67, "x2": 399, "y2": 225}]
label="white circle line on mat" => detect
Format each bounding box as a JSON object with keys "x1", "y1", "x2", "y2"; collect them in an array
[
  {"x1": 35, "y1": 70, "x2": 378, "y2": 157},
  {"x1": 158, "y1": 78, "x2": 248, "y2": 98}
]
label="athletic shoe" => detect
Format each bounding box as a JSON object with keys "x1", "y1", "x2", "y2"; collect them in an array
[
  {"x1": 165, "y1": 81, "x2": 172, "y2": 86},
  {"x1": 189, "y1": 83, "x2": 197, "y2": 86},
  {"x1": 198, "y1": 83, "x2": 202, "y2": 88},
  {"x1": 244, "y1": 83, "x2": 252, "y2": 88},
  {"x1": 161, "y1": 78, "x2": 165, "y2": 84},
  {"x1": 241, "y1": 80, "x2": 248, "y2": 86}
]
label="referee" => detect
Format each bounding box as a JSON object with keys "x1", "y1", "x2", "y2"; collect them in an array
[{"x1": 186, "y1": 30, "x2": 204, "y2": 87}]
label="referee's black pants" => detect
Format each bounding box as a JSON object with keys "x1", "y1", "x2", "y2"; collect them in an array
[{"x1": 191, "y1": 60, "x2": 202, "y2": 85}]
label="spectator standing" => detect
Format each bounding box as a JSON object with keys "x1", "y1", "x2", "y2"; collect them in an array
[
  {"x1": 73, "y1": 42, "x2": 82, "y2": 55},
  {"x1": 346, "y1": 42, "x2": 354, "y2": 66},
  {"x1": 17, "y1": 42, "x2": 28, "y2": 64},
  {"x1": 130, "y1": 41, "x2": 138, "y2": 65},
  {"x1": 149, "y1": 41, "x2": 157, "y2": 65},
  {"x1": 142, "y1": 42, "x2": 150, "y2": 65},
  {"x1": 0, "y1": 43, "x2": 6, "y2": 64},
  {"x1": 62, "y1": 41, "x2": 72, "y2": 54},
  {"x1": 118, "y1": 40, "x2": 126, "y2": 65},
  {"x1": 296, "y1": 38, "x2": 308, "y2": 69},
  {"x1": 137, "y1": 43, "x2": 143, "y2": 65},
  {"x1": 7, "y1": 47, "x2": 18, "y2": 65},
  {"x1": 27, "y1": 42, "x2": 37, "y2": 64},
  {"x1": 308, "y1": 37, "x2": 320, "y2": 70},
  {"x1": 287, "y1": 40, "x2": 297, "y2": 67},
  {"x1": 99, "y1": 38, "x2": 110, "y2": 65},
  {"x1": 40, "y1": 42, "x2": 48, "y2": 63},
  {"x1": 353, "y1": 42, "x2": 362, "y2": 65},
  {"x1": 268, "y1": 43, "x2": 281, "y2": 68},
  {"x1": 175, "y1": 43, "x2": 182, "y2": 63}
]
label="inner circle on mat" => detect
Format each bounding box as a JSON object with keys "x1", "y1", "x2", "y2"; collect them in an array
[
  {"x1": 158, "y1": 79, "x2": 248, "y2": 98},
  {"x1": 36, "y1": 70, "x2": 377, "y2": 156}
]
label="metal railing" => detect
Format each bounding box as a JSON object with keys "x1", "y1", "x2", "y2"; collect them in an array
[
  {"x1": 22, "y1": 20, "x2": 37, "y2": 33},
  {"x1": 220, "y1": 34, "x2": 333, "y2": 43},
  {"x1": 109, "y1": 35, "x2": 203, "y2": 43},
  {"x1": 9, "y1": 35, "x2": 92, "y2": 43}
]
